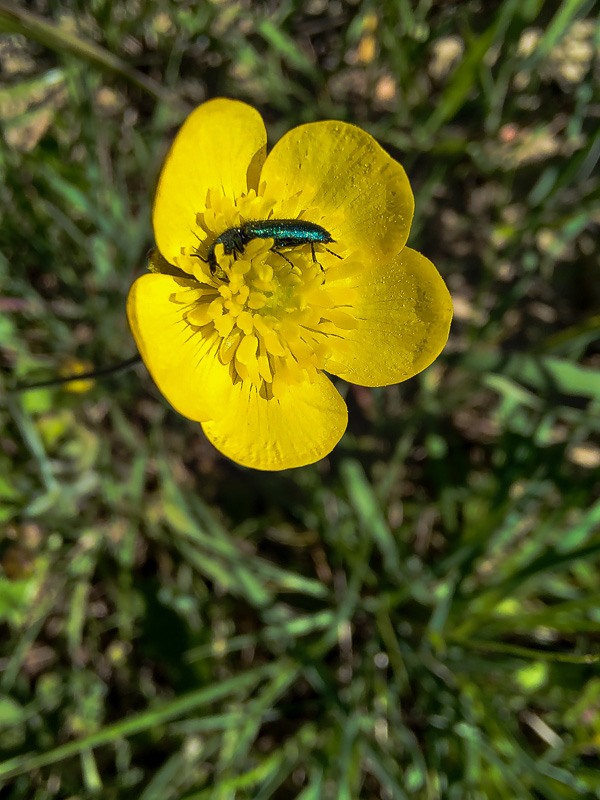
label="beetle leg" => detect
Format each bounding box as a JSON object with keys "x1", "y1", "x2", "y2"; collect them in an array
[{"x1": 271, "y1": 248, "x2": 295, "y2": 267}]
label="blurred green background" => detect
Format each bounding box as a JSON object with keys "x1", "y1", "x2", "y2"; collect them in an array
[{"x1": 1, "y1": 0, "x2": 600, "y2": 797}]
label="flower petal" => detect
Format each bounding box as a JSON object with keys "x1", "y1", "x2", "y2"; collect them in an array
[
  {"x1": 260, "y1": 120, "x2": 414, "y2": 262},
  {"x1": 201, "y1": 375, "x2": 348, "y2": 471},
  {"x1": 153, "y1": 98, "x2": 267, "y2": 269},
  {"x1": 323, "y1": 247, "x2": 452, "y2": 386},
  {"x1": 127, "y1": 274, "x2": 234, "y2": 422}
]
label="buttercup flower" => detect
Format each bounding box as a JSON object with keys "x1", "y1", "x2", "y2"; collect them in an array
[{"x1": 127, "y1": 98, "x2": 452, "y2": 470}]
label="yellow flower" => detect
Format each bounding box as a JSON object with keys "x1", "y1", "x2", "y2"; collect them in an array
[{"x1": 127, "y1": 98, "x2": 452, "y2": 471}]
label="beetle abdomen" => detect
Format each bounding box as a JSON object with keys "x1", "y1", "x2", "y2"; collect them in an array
[{"x1": 243, "y1": 219, "x2": 334, "y2": 248}]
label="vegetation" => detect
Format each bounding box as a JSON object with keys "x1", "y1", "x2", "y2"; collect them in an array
[{"x1": 0, "y1": 0, "x2": 599, "y2": 797}]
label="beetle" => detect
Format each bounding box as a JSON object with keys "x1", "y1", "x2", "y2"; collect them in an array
[{"x1": 194, "y1": 219, "x2": 342, "y2": 275}]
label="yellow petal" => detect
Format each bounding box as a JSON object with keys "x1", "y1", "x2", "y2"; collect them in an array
[
  {"x1": 324, "y1": 248, "x2": 452, "y2": 386},
  {"x1": 127, "y1": 274, "x2": 235, "y2": 421},
  {"x1": 260, "y1": 120, "x2": 414, "y2": 263},
  {"x1": 153, "y1": 98, "x2": 267, "y2": 269},
  {"x1": 201, "y1": 375, "x2": 348, "y2": 470}
]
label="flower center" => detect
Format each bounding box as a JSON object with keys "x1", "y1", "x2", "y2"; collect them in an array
[{"x1": 173, "y1": 189, "x2": 358, "y2": 398}]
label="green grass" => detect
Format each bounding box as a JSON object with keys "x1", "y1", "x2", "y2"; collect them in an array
[{"x1": 1, "y1": 0, "x2": 600, "y2": 797}]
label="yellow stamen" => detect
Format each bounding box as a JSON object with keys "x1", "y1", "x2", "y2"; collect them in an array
[{"x1": 182, "y1": 192, "x2": 358, "y2": 394}]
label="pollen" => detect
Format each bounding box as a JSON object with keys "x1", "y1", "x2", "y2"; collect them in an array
[{"x1": 181, "y1": 192, "x2": 358, "y2": 396}]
